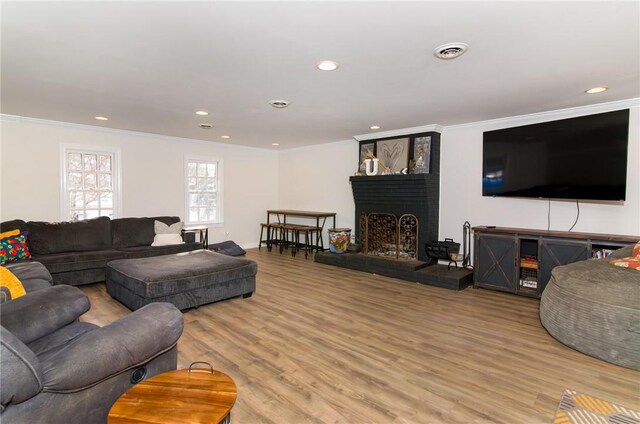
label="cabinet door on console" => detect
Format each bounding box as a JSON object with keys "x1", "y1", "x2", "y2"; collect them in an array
[
  {"x1": 539, "y1": 239, "x2": 588, "y2": 293},
  {"x1": 474, "y1": 234, "x2": 517, "y2": 293}
]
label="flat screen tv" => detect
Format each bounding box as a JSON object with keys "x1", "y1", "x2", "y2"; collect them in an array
[{"x1": 482, "y1": 109, "x2": 629, "y2": 201}]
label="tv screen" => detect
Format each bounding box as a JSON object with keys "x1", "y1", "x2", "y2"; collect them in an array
[{"x1": 482, "y1": 109, "x2": 629, "y2": 201}]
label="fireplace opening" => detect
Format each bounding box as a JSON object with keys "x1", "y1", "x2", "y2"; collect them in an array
[{"x1": 360, "y1": 212, "x2": 418, "y2": 260}]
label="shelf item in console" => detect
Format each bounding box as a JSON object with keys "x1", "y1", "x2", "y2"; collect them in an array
[
  {"x1": 592, "y1": 248, "x2": 614, "y2": 259},
  {"x1": 520, "y1": 267, "x2": 538, "y2": 289},
  {"x1": 520, "y1": 256, "x2": 539, "y2": 269}
]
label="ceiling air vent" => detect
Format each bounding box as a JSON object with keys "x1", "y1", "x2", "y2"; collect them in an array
[
  {"x1": 269, "y1": 100, "x2": 290, "y2": 109},
  {"x1": 433, "y1": 43, "x2": 469, "y2": 60},
  {"x1": 199, "y1": 123, "x2": 213, "y2": 129}
]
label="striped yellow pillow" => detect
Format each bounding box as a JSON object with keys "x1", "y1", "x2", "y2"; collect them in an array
[
  {"x1": 0, "y1": 266, "x2": 26, "y2": 303},
  {"x1": 0, "y1": 229, "x2": 20, "y2": 239}
]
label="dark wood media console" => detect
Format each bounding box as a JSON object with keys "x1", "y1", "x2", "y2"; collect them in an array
[{"x1": 473, "y1": 226, "x2": 639, "y2": 298}]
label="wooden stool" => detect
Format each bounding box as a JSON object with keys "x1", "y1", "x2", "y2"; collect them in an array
[
  {"x1": 291, "y1": 225, "x2": 321, "y2": 259},
  {"x1": 259, "y1": 223, "x2": 283, "y2": 252}
]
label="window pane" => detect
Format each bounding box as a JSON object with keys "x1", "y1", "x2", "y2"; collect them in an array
[
  {"x1": 100, "y1": 192, "x2": 113, "y2": 208},
  {"x1": 197, "y1": 163, "x2": 207, "y2": 177},
  {"x1": 68, "y1": 172, "x2": 83, "y2": 189},
  {"x1": 98, "y1": 155, "x2": 112, "y2": 172},
  {"x1": 85, "y1": 210, "x2": 99, "y2": 219},
  {"x1": 188, "y1": 162, "x2": 197, "y2": 177},
  {"x1": 188, "y1": 177, "x2": 197, "y2": 191},
  {"x1": 71, "y1": 210, "x2": 85, "y2": 221},
  {"x1": 85, "y1": 192, "x2": 99, "y2": 208},
  {"x1": 198, "y1": 207, "x2": 208, "y2": 222},
  {"x1": 196, "y1": 178, "x2": 207, "y2": 191},
  {"x1": 101, "y1": 209, "x2": 114, "y2": 218},
  {"x1": 189, "y1": 208, "x2": 199, "y2": 222},
  {"x1": 83, "y1": 154, "x2": 97, "y2": 171},
  {"x1": 207, "y1": 163, "x2": 216, "y2": 177},
  {"x1": 68, "y1": 153, "x2": 82, "y2": 171},
  {"x1": 189, "y1": 193, "x2": 199, "y2": 207},
  {"x1": 99, "y1": 173, "x2": 112, "y2": 190},
  {"x1": 85, "y1": 173, "x2": 97, "y2": 189},
  {"x1": 69, "y1": 191, "x2": 84, "y2": 208}
]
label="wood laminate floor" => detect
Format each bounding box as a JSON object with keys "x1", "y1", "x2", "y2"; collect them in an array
[{"x1": 80, "y1": 248, "x2": 640, "y2": 423}]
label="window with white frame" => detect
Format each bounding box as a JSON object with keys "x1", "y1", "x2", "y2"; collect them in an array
[
  {"x1": 62, "y1": 146, "x2": 120, "y2": 221},
  {"x1": 185, "y1": 156, "x2": 223, "y2": 224}
]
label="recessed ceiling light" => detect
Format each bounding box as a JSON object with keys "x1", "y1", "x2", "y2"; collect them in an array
[
  {"x1": 370, "y1": 125, "x2": 381, "y2": 130},
  {"x1": 269, "y1": 100, "x2": 290, "y2": 109},
  {"x1": 316, "y1": 60, "x2": 339, "y2": 71},
  {"x1": 95, "y1": 116, "x2": 108, "y2": 121},
  {"x1": 272, "y1": 143, "x2": 280, "y2": 146},
  {"x1": 221, "y1": 135, "x2": 230, "y2": 139},
  {"x1": 585, "y1": 87, "x2": 608, "y2": 94},
  {"x1": 199, "y1": 123, "x2": 213, "y2": 129},
  {"x1": 433, "y1": 42, "x2": 469, "y2": 60},
  {"x1": 195, "y1": 110, "x2": 209, "y2": 116}
]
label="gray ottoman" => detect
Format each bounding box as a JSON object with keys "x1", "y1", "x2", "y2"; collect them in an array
[{"x1": 106, "y1": 249, "x2": 257, "y2": 311}]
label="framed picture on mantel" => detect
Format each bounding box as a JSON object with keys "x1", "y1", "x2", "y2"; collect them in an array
[
  {"x1": 376, "y1": 137, "x2": 409, "y2": 173},
  {"x1": 413, "y1": 136, "x2": 431, "y2": 174}
]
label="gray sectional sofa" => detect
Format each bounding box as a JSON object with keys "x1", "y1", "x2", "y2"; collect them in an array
[{"x1": 1, "y1": 216, "x2": 202, "y2": 286}]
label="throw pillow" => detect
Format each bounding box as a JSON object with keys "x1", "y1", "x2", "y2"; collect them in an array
[
  {"x1": 0, "y1": 229, "x2": 20, "y2": 239},
  {"x1": 609, "y1": 256, "x2": 640, "y2": 271},
  {"x1": 0, "y1": 232, "x2": 31, "y2": 265},
  {"x1": 151, "y1": 220, "x2": 184, "y2": 246},
  {"x1": 633, "y1": 241, "x2": 640, "y2": 257},
  {"x1": 0, "y1": 266, "x2": 26, "y2": 302}
]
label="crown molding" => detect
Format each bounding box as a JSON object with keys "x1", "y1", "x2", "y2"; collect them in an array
[
  {"x1": 0, "y1": 114, "x2": 273, "y2": 153},
  {"x1": 444, "y1": 98, "x2": 640, "y2": 131},
  {"x1": 353, "y1": 124, "x2": 444, "y2": 141}
]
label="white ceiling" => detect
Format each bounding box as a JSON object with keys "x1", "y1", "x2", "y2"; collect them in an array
[{"x1": 2, "y1": 1, "x2": 639, "y2": 149}]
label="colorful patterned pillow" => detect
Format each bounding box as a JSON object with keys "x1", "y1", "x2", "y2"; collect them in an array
[
  {"x1": 0, "y1": 232, "x2": 31, "y2": 265},
  {"x1": 633, "y1": 241, "x2": 640, "y2": 257},
  {"x1": 609, "y1": 255, "x2": 640, "y2": 271},
  {"x1": 0, "y1": 266, "x2": 26, "y2": 303}
]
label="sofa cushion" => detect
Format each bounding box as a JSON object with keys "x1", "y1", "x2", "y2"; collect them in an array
[
  {"x1": 36, "y1": 250, "x2": 126, "y2": 274},
  {"x1": 4, "y1": 260, "x2": 53, "y2": 291},
  {"x1": 0, "y1": 267, "x2": 27, "y2": 303},
  {"x1": 0, "y1": 219, "x2": 27, "y2": 234},
  {"x1": 0, "y1": 232, "x2": 31, "y2": 265},
  {"x1": 28, "y1": 321, "x2": 98, "y2": 357},
  {"x1": 27, "y1": 217, "x2": 112, "y2": 255},
  {"x1": 118, "y1": 242, "x2": 202, "y2": 259},
  {"x1": 112, "y1": 216, "x2": 179, "y2": 248}
]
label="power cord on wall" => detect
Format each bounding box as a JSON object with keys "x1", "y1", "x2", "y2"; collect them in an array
[{"x1": 568, "y1": 199, "x2": 580, "y2": 232}]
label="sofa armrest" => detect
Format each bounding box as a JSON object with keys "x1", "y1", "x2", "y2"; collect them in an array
[
  {"x1": 41, "y1": 302, "x2": 183, "y2": 392},
  {"x1": 0, "y1": 286, "x2": 90, "y2": 344}
]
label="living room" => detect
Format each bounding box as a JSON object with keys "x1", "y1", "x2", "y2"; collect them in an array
[{"x1": 1, "y1": 1, "x2": 639, "y2": 423}]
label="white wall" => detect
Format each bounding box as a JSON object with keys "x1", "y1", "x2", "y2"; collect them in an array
[
  {"x1": 0, "y1": 116, "x2": 279, "y2": 248},
  {"x1": 439, "y1": 102, "x2": 640, "y2": 243},
  {"x1": 277, "y1": 100, "x2": 640, "y2": 253},
  {"x1": 278, "y1": 140, "x2": 356, "y2": 245},
  {"x1": 3, "y1": 100, "x2": 637, "y2": 251}
]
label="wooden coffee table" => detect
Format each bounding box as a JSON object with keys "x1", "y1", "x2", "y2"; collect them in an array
[{"x1": 108, "y1": 368, "x2": 237, "y2": 424}]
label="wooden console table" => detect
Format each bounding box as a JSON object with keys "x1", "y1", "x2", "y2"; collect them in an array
[
  {"x1": 473, "y1": 226, "x2": 639, "y2": 298},
  {"x1": 267, "y1": 210, "x2": 336, "y2": 251}
]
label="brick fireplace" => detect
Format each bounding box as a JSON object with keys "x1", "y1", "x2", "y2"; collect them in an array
[{"x1": 349, "y1": 131, "x2": 440, "y2": 262}]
